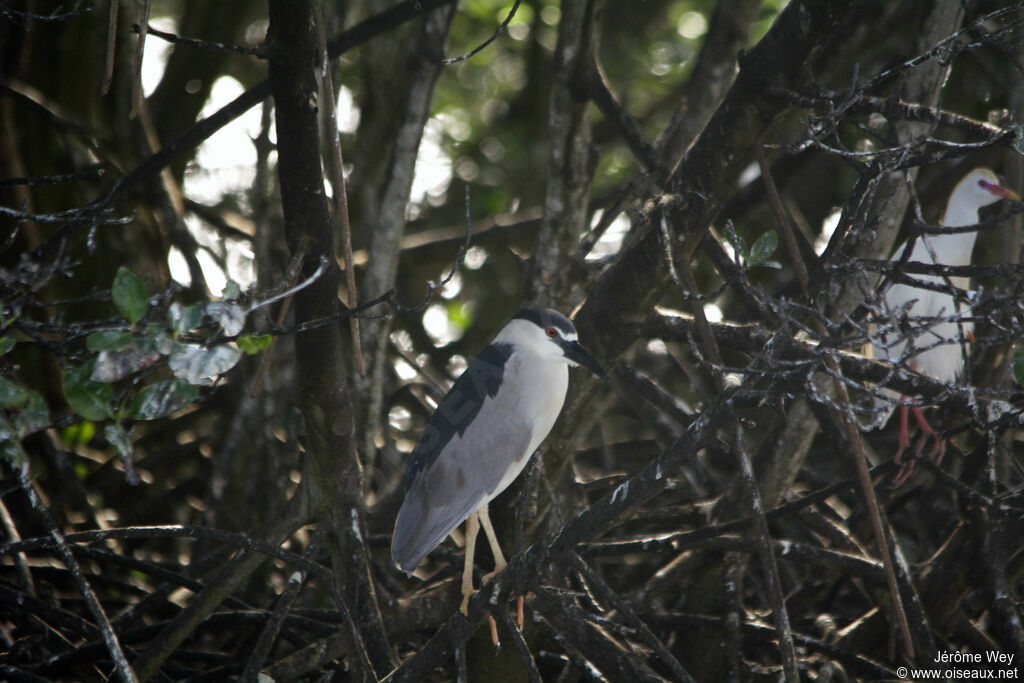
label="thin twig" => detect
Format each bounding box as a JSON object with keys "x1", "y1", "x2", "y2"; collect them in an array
[
  {"x1": 250, "y1": 253, "x2": 304, "y2": 398},
  {"x1": 442, "y1": 0, "x2": 522, "y2": 64},
  {"x1": 322, "y1": 575, "x2": 381, "y2": 682},
  {"x1": 860, "y1": 5, "x2": 1023, "y2": 94},
  {"x1": 387, "y1": 191, "x2": 473, "y2": 312},
  {"x1": 315, "y1": 2, "x2": 364, "y2": 376},
  {"x1": 0, "y1": 1, "x2": 91, "y2": 22},
  {"x1": 240, "y1": 526, "x2": 325, "y2": 681},
  {"x1": 0, "y1": 496, "x2": 35, "y2": 596},
  {"x1": 271, "y1": 285, "x2": 393, "y2": 337},
  {"x1": 756, "y1": 143, "x2": 808, "y2": 286},
  {"x1": 723, "y1": 554, "x2": 743, "y2": 682},
  {"x1": 101, "y1": 0, "x2": 118, "y2": 95},
  {"x1": 587, "y1": 55, "x2": 660, "y2": 171},
  {"x1": 129, "y1": 0, "x2": 151, "y2": 120},
  {"x1": 136, "y1": 22, "x2": 264, "y2": 57},
  {"x1": 0, "y1": 167, "x2": 106, "y2": 187},
  {"x1": 246, "y1": 254, "x2": 325, "y2": 314},
  {"x1": 781, "y1": 90, "x2": 1012, "y2": 141},
  {"x1": 670, "y1": 217, "x2": 723, "y2": 370},
  {"x1": 729, "y1": 425, "x2": 800, "y2": 682},
  {"x1": 0, "y1": 203, "x2": 131, "y2": 225}
]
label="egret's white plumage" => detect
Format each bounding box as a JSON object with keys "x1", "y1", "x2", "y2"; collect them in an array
[{"x1": 870, "y1": 168, "x2": 1018, "y2": 480}]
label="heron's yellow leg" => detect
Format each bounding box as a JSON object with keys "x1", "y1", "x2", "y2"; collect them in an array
[
  {"x1": 477, "y1": 504, "x2": 523, "y2": 633},
  {"x1": 460, "y1": 511, "x2": 480, "y2": 615},
  {"x1": 477, "y1": 504, "x2": 507, "y2": 582}
]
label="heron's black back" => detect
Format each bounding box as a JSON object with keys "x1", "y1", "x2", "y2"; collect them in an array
[{"x1": 402, "y1": 342, "x2": 513, "y2": 491}]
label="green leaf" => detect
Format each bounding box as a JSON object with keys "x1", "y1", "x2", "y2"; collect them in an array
[
  {"x1": 0, "y1": 384, "x2": 48, "y2": 438},
  {"x1": 1009, "y1": 121, "x2": 1024, "y2": 157},
  {"x1": 87, "y1": 330, "x2": 134, "y2": 352},
  {"x1": 112, "y1": 267, "x2": 149, "y2": 324},
  {"x1": 145, "y1": 323, "x2": 174, "y2": 355},
  {"x1": 103, "y1": 422, "x2": 140, "y2": 485},
  {"x1": 0, "y1": 413, "x2": 14, "y2": 442},
  {"x1": 0, "y1": 336, "x2": 15, "y2": 355},
  {"x1": 446, "y1": 302, "x2": 473, "y2": 334},
  {"x1": 0, "y1": 431, "x2": 25, "y2": 467},
  {"x1": 168, "y1": 303, "x2": 203, "y2": 336},
  {"x1": 237, "y1": 334, "x2": 273, "y2": 355},
  {"x1": 91, "y1": 346, "x2": 160, "y2": 383},
  {"x1": 221, "y1": 280, "x2": 241, "y2": 300},
  {"x1": 61, "y1": 420, "x2": 96, "y2": 447},
  {"x1": 749, "y1": 230, "x2": 779, "y2": 266},
  {"x1": 1014, "y1": 348, "x2": 1024, "y2": 388},
  {"x1": 169, "y1": 343, "x2": 241, "y2": 385},
  {"x1": 130, "y1": 380, "x2": 198, "y2": 420},
  {"x1": 64, "y1": 363, "x2": 113, "y2": 421},
  {"x1": 13, "y1": 391, "x2": 49, "y2": 435},
  {"x1": 725, "y1": 229, "x2": 748, "y2": 263},
  {"x1": 0, "y1": 377, "x2": 28, "y2": 408},
  {"x1": 104, "y1": 422, "x2": 132, "y2": 459},
  {"x1": 0, "y1": 308, "x2": 19, "y2": 328},
  {"x1": 207, "y1": 302, "x2": 246, "y2": 335}
]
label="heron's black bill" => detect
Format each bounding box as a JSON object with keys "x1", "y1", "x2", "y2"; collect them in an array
[{"x1": 561, "y1": 340, "x2": 608, "y2": 380}]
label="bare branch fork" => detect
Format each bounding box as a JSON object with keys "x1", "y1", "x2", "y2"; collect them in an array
[{"x1": 441, "y1": 0, "x2": 522, "y2": 64}]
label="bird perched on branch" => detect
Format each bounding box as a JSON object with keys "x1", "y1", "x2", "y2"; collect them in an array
[
  {"x1": 870, "y1": 168, "x2": 1019, "y2": 483},
  {"x1": 392, "y1": 306, "x2": 607, "y2": 615}
]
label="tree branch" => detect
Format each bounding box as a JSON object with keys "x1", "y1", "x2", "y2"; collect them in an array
[{"x1": 267, "y1": 0, "x2": 392, "y2": 676}]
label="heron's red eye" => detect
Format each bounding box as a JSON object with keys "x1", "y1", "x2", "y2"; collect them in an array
[{"x1": 545, "y1": 327, "x2": 557, "y2": 338}]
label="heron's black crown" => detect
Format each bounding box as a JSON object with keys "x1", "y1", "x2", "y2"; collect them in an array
[{"x1": 512, "y1": 306, "x2": 576, "y2": 337}]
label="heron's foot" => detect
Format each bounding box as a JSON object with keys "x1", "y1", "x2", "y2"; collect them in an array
[
  {"x1": 480, "y1": 565, "x2": 527, "y2": 630},
  {"x1": 459, "y1": 586, "x2": 474, "y2": 616},
  {"x1": 923, "y1": 433, "x2": 946, "y2": 467},
  {"x1": 460, "y1": 589, "x2": 503, "y2": 645},
  {"x1": 892, "y1": 432, "x2": 947, "y2": 486},
  {"x1": 459, "y1": 586, "x2": 502, "y2": 647},
  {"x1": 915, "y1": 425, "x2": 943, "y2": 459},
  {"x1": 489, "y1": 614, "x2": 500, "y2": 647},
  {"x1": 892, "y1": 458, "x2": 915, "y2": 486},
  {"x1": 462, "y1": 561, "x2": 523, "y2": 644},
  {"x1": 481, "y1": 567, "x2": 504, "y2": 586},
  {"x1": 892, "y1": 439, "x2": 913, "y2": 486}
]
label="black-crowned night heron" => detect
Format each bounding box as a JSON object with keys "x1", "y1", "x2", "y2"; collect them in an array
[
  {"x1": 871, "y1": 168, "x2": 1018, "y2": 482},
  {"x1": 392, "y1": 306, "x2": 607, "y2": 614}
]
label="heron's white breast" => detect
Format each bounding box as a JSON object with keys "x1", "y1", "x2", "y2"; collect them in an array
[
  {"x1": 483, "y1": 352, "x2": 569, "y2": 501},
  {"x1": 880, "y1": 236, "x2": 973, "y2": 383}
]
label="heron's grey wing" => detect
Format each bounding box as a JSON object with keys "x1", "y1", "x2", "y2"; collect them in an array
[{"x1": 392, "y1": 346, "x2": 533, "y2": 572}]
